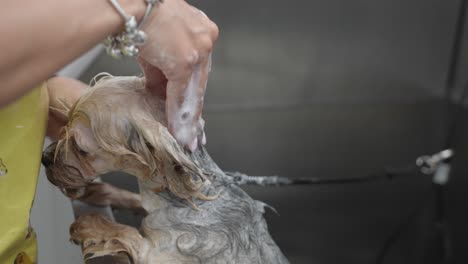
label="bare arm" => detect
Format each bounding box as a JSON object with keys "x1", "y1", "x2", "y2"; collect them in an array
[
  {"x1": 0, "y1": 0, "x2": 145, "y2": 107},
  {"x1": 3, "y1": 0, "x2": 218, "y2": 150}
]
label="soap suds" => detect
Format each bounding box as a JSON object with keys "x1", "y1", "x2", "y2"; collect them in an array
[{"x1": 172, "y1": 62, "x2": 204, "y2": 150}]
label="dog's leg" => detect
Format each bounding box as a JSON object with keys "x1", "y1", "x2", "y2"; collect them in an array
[
  {"x1": 70, "y1": 214, "x2": 150, "y2": 264},
  {"x1": 78, "y1": 182, "x2": 146, "y2": 215}
]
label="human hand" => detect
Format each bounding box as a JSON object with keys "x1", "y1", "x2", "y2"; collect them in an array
[{"x1": 138, "y1": 0, "x2": 218, "y2": 151}]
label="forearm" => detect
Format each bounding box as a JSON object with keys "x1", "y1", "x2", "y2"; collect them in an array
[{"x1": 0, "y1": 0, "x2": 145, "y2": 107}]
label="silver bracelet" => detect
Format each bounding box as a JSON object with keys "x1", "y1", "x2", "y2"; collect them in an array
[{"x1": 104, "y1": 0, "x2": 160, "y2": 58}]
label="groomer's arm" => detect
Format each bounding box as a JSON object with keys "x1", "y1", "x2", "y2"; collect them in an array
[{"x1": 0, "y1": 0, "x2": 145, "y2": 107}]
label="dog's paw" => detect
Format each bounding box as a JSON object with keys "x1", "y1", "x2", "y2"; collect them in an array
[{"x1": 70, "y1": 214, "x2": 148, "y2": 263}]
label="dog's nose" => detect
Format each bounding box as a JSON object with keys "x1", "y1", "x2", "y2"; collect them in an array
[{"x1": 41, "y1": 153, "x2": 53, "y2": 167}]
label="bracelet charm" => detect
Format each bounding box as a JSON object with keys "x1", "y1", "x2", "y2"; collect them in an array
[{"x1": 105, "y1": 0, "x2": 159, "y2": 58}]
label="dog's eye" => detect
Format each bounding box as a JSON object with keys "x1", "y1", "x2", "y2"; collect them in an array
[
  {"x1": 71, "y1": 138, "x2": 89, "y2": 157},
  {"x1": 78, "y1": 149, "x2": 88, "y2": 156}
]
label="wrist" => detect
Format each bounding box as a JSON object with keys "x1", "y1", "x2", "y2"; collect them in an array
[
  {"x1": 109, "y1": 0, "x2": 147, "y2": 34},
  {"x1": 105, "y1": 0, "x2": 156, "y2": 57}
]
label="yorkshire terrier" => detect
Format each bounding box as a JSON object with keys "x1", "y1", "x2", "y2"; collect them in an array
[{"x1": 42, "y1": 75, "x2": 288, "y2": 264}]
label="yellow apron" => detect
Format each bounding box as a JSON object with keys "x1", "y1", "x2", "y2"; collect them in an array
[{"x1": 0, "y1": 85, "x2": 48, "y2": 263}]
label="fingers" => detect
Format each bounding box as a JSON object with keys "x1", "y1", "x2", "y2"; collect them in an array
[
  {"x1": 165, "y1": 77, "x2": 200, "y2": 151},
  {"x1": 136, "y1": 0, "x2": 218, "y2": 149},
  {"x1": 165, "y1": 54, "x2": 212, "y2": 151},
  {"x1": 140, "y1": 54, "x2": 211, "y2": 151},
  {"x1": 137, "y1": 57, "x2": 168, "y2": 99},
  {"x1": 197, "y1": 55, "x2": 211, "y2": 146}
]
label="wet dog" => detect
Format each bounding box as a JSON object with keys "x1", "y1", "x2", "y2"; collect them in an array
[{"x1": 42, "y1": 76, "x2": 288, "y2": 263}]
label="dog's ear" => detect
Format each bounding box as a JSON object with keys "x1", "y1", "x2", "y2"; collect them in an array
[{"x1": 127, "y1": 118, "x2": 206, "y2": 202}]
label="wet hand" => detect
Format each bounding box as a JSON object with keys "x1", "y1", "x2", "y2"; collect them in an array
[{"x1": 138, "y1": 0, "x2": 218, "y2": 151}]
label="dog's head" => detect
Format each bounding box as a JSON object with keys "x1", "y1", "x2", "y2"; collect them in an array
[{"x1": 42, "y1": 76, "x2": 205, "y2": 201}]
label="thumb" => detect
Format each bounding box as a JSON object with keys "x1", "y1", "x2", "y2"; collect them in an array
[{"x1": 138, "y1": 58, "x2": 168, "y2": 99}]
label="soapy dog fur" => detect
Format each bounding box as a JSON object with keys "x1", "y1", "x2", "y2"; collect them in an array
[{"x1": 42, "y1": 75, "x2": 288, "y2": 263}]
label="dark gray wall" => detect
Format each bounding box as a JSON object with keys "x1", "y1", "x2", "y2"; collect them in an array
[{"x1": 82, "y1": 0, "x2": 468, "y2": 263}]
